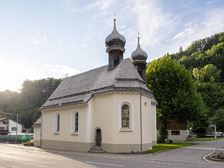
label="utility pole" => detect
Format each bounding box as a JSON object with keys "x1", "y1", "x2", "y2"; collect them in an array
[{"x1": 16, "y1": 114, "x2": 18, "y2": 143}]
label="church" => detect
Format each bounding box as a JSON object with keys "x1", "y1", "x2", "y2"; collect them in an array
[{"x1": 35, "y1": 18, "x2": 157, "y2": 153}]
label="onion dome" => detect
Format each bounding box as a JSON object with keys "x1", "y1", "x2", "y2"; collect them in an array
[
  {"x1": 131, "y1": 35, "x2": 148, "y2": 61},
  {"x1": 105, "y1": 18, "x2": 126, "y2": 49}
]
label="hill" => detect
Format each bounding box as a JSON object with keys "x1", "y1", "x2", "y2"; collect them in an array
[{"x1": 170, "y1": 32, "x2": 224, "y2": 132}]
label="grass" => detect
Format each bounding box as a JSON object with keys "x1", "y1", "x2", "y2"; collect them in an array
[
  {"x1": 147, "y1": 142, "x2": 193, "y2": 154},
  {"x1": 188, "y1": 137, "x2": 224, "y2": 141}
]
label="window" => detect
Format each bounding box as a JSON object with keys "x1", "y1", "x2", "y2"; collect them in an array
[
  {"x1": 54, "y1": 113, "x2": 60, "y2": 133},
  {"x1": 171, "y1": 130, "x2": 180, "y2": 135},
  {"x1": 3, "y1": 120, "x2": 8, "y2": 124},
  {"x1": 121, "y1": 104, "x2": 130, "y2": 128},
  {"x1": 74, "y1": 112, "x2": 79, "y2": 133},
  {"x1": 0, "y1": 127, "x2": 5, "y2": 131},
  {"x1": 12, "y1": 127, "x2": 17, "y2": 131},
  {"x1": 72, "y1": 112, "x2": 79, "y2": 133}
]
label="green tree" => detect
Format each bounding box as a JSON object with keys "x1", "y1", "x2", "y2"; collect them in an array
[
  {"x1": 213, "y1": 108, "x2": 224, "y2": 132},
  {"x1": 19, "y1": 78, "x2": 61, "y2": 128},
  {"x1": 146, "y1": 56, "x2": 207, "y2": 141},
  {"x1": 192, "y1": 64, "x2": 221, "y2": 82},
  {"x1": 0, "y1": 78, "x2": 61, "y2": 128}
]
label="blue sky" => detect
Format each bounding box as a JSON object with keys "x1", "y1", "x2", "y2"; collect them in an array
[{"x1": 0, "y1": 0, "x2": 224, "y2": 91}]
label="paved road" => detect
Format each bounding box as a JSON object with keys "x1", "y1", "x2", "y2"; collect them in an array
[{"x1": 0, "y1": 140, "x2": 223, "y2": 168}]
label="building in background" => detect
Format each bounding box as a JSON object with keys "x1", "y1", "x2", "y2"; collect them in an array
[
  {"x1": 0, "y1": 117, "x2": 22, "y2": 135},
  {"x1": 157, "y1": 119, "x2": 188, "y2": 141}
]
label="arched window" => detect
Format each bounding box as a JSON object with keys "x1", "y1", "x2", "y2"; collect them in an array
[
  {"x1": 121, "y1": 104, "x2": 130, "y2": 128},
  {"x1": 74, "y1": 112, "x2": 79, "y2": 133}
]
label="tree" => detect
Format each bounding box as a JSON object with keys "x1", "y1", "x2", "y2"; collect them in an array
[
  {"x1": 192, "y1": 64, "x2": 221, "y2": 82},
  {"x1": 0, "y1": 78, "x2": 61, "y2": 128},
  {"x1": 19, "y1": 78, "x2": 61, "y2": 128},
  {"x1": 213, "y1": 108, "x2": 224, "y2": 132},
  {"x1": 146, "y1": 56, "x2": 207, "y2": 141}
]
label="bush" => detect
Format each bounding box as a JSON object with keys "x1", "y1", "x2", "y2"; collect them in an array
[{"x1": 158, "y1": 127, "x2": 168, "y2": 143}]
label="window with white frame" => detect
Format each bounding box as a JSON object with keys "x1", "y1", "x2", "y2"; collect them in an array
[
  {"x1": 121, "y1": 104, "x2": 130, "y2": 128},
  {"x1": 72, "y1": 112, "x2": 79, "y2": 133}
]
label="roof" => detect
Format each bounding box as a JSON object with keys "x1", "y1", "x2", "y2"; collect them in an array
[
  {"x1": 42, "y1": 58, "x2": 152, "y2": 109},
  {"x1": 105, "y1": 19, "x2": 126, "y2": 46},
  {"x1": 0, "y1": 117, "x2": 8, "y2": 121},
  {"x1": 0, "y1": 117, "x2": 21, "y2": 125},
  {"x1": 131, "y1": 37, "x2": 148, "y2": 60},
  {"x1": 34, "y1": 117, "x2": 41, "y2": 126}
]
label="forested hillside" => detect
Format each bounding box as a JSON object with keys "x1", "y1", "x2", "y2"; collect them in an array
[
  {"x1": 170, "y1": 32, "x2": 224, "y2": 132},
  {"x1": 171, "y1": 32, "x2": 224, "y2": 81},
  {"x1": 0, "y1": 78, "x2": 61, "y2": 128}
]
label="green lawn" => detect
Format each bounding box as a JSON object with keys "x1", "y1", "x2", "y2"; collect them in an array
[
  {"x1": 147, "y1": 142, "x2": 193, "y2": 154},
  {"x1": 188, "y1": 137, "x2": 224, "y2": 141}
]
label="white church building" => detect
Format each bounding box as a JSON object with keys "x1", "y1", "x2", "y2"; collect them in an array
[{"x1": 35, "y1": 18, "x2": 157, "y2": 153}]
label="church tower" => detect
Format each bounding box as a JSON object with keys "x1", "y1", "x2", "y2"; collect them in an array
[
  {"x1": 105, "y1": 17, "x2": 126, "y2": 70},
  {"x1": 131, "y1": 35, "x2": 148, "y2": 80}
]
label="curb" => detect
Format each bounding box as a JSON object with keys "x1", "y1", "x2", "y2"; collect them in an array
[{"x1": 202, "y1": 151, "x2": 223, "y2": 165}]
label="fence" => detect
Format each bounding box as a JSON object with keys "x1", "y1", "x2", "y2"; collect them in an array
[{"x1": 0, "y1": 134, "x2": 32, "y2": 143}]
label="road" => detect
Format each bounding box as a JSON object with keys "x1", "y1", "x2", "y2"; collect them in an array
[{"x1": 0, "y1": 140, "x2": 223, "y2": 168}]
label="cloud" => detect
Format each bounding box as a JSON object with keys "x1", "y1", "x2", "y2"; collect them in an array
[
  {"x1": 199, "y1": 8, "x2": 224, "y2": 37},
  {"x1": 132, "y1": 0, "x2": 177, "y2": 46},
  {"x1": 72, "y1": 42, "x2": 77, "y2": 47},
  {"x1": 170, "y1": 8, "x2": 224, "y2": 50},
  {"x1": 172, "y1": 23, "x2": 199, "y2": 40},
  {"x1": 43, "y1": 36, "x2": 48, "y2": 42},
  {"x1": 56, "y1": 39, "x2": 63, "y2": 44},
  {"x1": 0, "y1": 58, "x2": 80, "y2": 91},
  {"x1": 30, "y1": 37, "x2": 40, "y2": 46},
  {"x1": 67, "y1": 0, "x2": 113, "y2": 13},
  {"x1": 44, "y1": 64, "x2": 80, "y2": 78},
  {"x1": 29, "y1": 35, "x2": 48, "y2": 46}
]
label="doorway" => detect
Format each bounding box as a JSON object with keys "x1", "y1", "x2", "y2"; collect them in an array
[{"x1": 95, "y1": 128, "x2": 102, "y2": 147}]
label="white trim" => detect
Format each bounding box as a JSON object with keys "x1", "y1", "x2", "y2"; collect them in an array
[{"x1": 118, "y1": 101, "x2": 133, "y2": 131}]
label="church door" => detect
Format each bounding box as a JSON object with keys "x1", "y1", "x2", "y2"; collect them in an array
[{"x1": 96, "y1": 128, "x2": 102, "y2": 147}]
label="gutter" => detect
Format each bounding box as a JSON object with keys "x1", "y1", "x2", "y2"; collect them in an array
[{"x1": 140, "y1": 93, "x2": 143, "y2": 151}]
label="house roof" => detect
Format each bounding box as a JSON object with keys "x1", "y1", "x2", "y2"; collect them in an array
[
  {"x1": 0, "y1": 117, "x2": 8, "y2": 121},
  {"x1": 34, "y1": 117, "x2": 41, "y2": 126},
  {"x1": 42, "y1": 58, "x2": 152, "y2": 109}
]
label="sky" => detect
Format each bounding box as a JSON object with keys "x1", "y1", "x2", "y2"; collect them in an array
[{"x1": 0, "y1": 0, "x2": 224, "y2": 92}]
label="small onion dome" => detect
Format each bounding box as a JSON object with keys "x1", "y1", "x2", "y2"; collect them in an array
[
  {"x1": 131, "y1": 36, "x2": 148, "y2": 61},
  {"x1": 105, "y1": 18, "x2": 126, "y2": 48}
]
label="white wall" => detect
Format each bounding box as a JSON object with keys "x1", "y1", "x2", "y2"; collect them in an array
[
  {"x1": 41, "y1": 104, "x2": 90, "y2": 143},
  {"x1": 151, "y1": 102, "x2": 157, "y2": 144},
  {"x1": 41, "y1": 91, "x2": 156, "y2": 150},
  {"x1": 0, "y1": 119, "x2": 22, "y2": 134},
  {"x1": 92, "y1": 92, "x2": 153, "y2": 145},
  {"x1": 0, "y1": 121, "x2": 7, "y2": 130},
  {"x1": 168, "y1": 130, "x2": 188, "y2": 141}
]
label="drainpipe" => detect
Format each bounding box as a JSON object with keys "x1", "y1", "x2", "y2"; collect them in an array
[
  {"x1": 40, "y1": 112, "x2": 42, "y2": 148},
  {"x1": 140, "y1": 93, "x2": 143, "y2": 151}
]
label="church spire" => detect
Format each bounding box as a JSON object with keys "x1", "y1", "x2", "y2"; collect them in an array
[
  {"x1": 105, "y1": 15, "x2": 126, "y2": 70},
  {"x1": 131, "y1": 33, "x2": 148, "y2": 80}
]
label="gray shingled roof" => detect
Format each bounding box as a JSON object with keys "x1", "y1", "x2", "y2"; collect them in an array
[
  {"x1": 105, "y1": 19, "x2": 126, "y2": 46},
  {"x1": 34, "y1": 117, "x2": 41, "y2": 126},
  {"x1": 0, "y1": 117, "x2": 8, "y2": 121},
  {"x1": 131, "y1": 38, "x2": 148, "y2": 60},
  {"x1": 42, "y1": 58, "x2": 151, "y2": 108}
]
